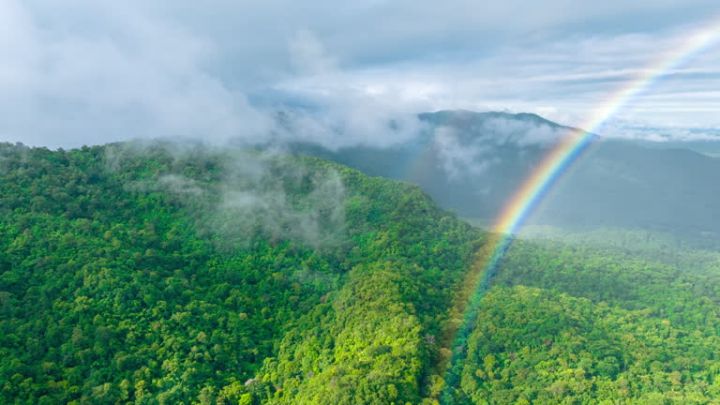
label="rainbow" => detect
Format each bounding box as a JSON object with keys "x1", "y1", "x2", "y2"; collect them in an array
[{"x1": 437, "y1": 18, "x2": 720, "y2": 401}]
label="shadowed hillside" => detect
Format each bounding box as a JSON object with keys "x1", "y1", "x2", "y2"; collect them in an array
[{"x1": 291, "y1": 110, "x2": 720, "y2": 243}]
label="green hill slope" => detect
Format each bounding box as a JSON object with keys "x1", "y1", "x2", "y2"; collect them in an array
[
  {"x1": 0, "y1": 142, "x2": 480, "y2": 404},
  {"x1": 2, "y1": 141, "x2": 720, "y2": 404},
  {"x1": 448, "y1": 237, "x2": 720, "y2": 404}
]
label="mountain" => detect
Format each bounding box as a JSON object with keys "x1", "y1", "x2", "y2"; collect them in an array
[
  {"x1": 0, "y1": 142, "x2": 480, "y2": 403},
  {"x1": 2, "y1": 141, "x2": 720, "y2": 403},
  {"x1": 290, "y1": 110, "x2": 720, "y2": 242}
]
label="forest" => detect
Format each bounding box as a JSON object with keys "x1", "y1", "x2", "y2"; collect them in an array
[{"x1": 1, "y1": 141, "x2": 719, "y2": 404}]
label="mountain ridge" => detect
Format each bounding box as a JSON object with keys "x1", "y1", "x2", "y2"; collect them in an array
[{"x1": 290, "y1": 109, "x2": 720, "y2": 243}]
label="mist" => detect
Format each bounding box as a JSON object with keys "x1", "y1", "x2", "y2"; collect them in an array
[{"x1": 106, "y1": 141, "x2": 347, "y2": 250}]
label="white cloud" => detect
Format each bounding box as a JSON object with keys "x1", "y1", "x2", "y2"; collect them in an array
[
  {"x1": 288, "y1": 29, "x2": 338, "y2": 75},
  {"x1": 0, "y1": 0, "x2": 274, "y2": 148},
  {"x1": 270, "y1": 30, "x2": 427, "y2": 149},
  {"x1": 429, "y1": 114, "x2": 570, "y2": 179},
  {"x1": 600, "y1": 119, "x2": 720, "y2": 142},
  {"x1": 433, "y1": 126, "x2": 497, "y2": 179},
  {"x1": 2, "y1": 0, "x2": 720, "y2": 147},
  {"x1": 275, "y1": 25, "x2": 720, "y2": 140}
]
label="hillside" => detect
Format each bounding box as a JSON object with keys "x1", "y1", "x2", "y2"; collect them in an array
[
  {"x1": 2, "y1": 142, "x2": 720, "y2": 404},
  {"x1": 291, "y1": 110, "x2": 720, "y2": 242},
  {"x1": 0, "y1": 142, "x2": 480, "y2": 403},
  {"x1": 446, "y1": 236, "x2": 720, "y2": 403}
]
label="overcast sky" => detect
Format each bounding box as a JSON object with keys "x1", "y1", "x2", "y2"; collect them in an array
[{"x1": 2, "y1": 0, "x2": 720, "y2": 148}]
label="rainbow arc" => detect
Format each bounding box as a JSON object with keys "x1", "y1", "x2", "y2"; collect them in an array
[{"x1": 437, "y1": 17, "x2": 720, "y2": 402}]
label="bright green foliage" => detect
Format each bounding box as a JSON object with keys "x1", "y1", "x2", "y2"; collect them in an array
[
  {"x1": 496, "y1": 239, "x2": 720, "y2": 328},
  {"x1": 459, "y1": 286, "x2": 720, "y2": 404},
  {"x1": 261, "y1": 262, "x2": 424, "y2": 404},
  {"x1": 254, "y1": 161, "x2": 484, "y2": 404},
  {"x1": 0, "y1": 142, "x2": 479, "y2": 404},
  {"x1": 453, "y1": 238, "x2": 720, "y2": 404}
]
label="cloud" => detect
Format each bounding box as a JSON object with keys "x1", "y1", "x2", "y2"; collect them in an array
[
  {"x1": 267, "y1": 29, "x2": 427, "y2": 149},
  {"x1": 0, "y1": 0, "x2": 278, "y2": 148},
  {"x1": 109, "y1": 142, "x2": 347, "y2": 249},
  {"x1": 433, "y1": 126, "x2": 497, "y2": 179},
  {"x1": 600, "y1": 120, "x2": 720, "y2": 142},
  {"x1": 267, "y1": 26, "x2": 720, "y2": 143},
  {"x1": 157, "y1": 174, "x2": 205, "y2": 196},
  {"x1": 212, "y1": 154, "x2": 347, "y2": 249},
  {"x1": 288, "y1": 29, "x2": 338, "y2": 76},
  {"x1": 2, "y1": 0, "x2": 720, "y2": 148},
  {"x1": 430, "y1": 114, "x2": 570, "y2": 179},
  {"x1": 477, "y1": 117, "x2": 567, "y2": 146}
]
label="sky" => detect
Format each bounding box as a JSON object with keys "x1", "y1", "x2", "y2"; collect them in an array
[{"x1": 2, "y1": 0, "x2": 720, "y2": 148}]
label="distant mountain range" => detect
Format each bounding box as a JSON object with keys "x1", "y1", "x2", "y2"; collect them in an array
[{"x1": 290, "y1": 110, "x2": 720, "y2": 240}]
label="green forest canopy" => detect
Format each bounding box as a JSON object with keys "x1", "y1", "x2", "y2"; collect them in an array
[{"x1": 1, "y1": 141, "x2": 719, "y2": 404}]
